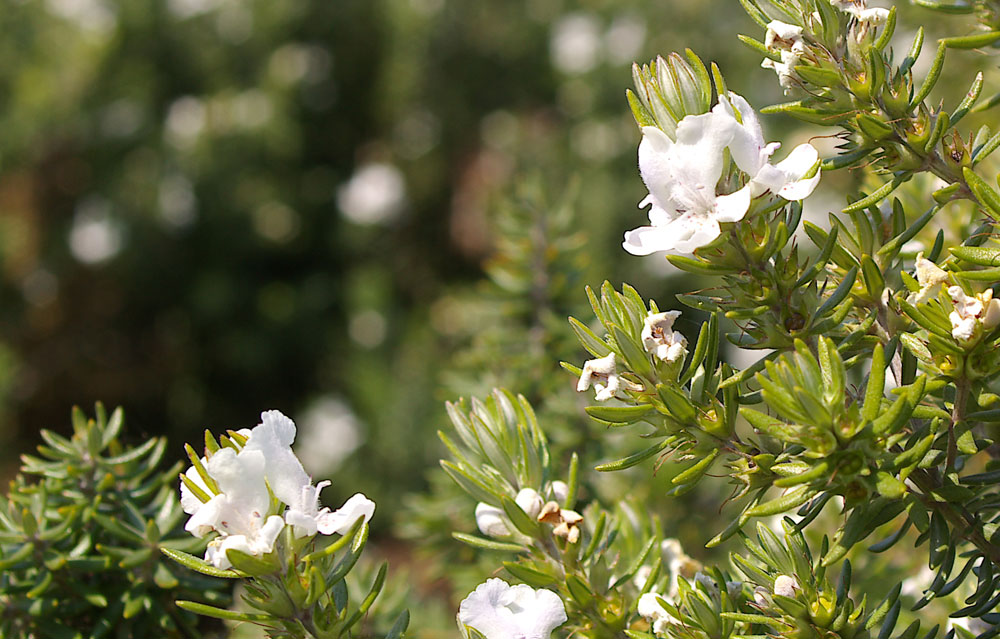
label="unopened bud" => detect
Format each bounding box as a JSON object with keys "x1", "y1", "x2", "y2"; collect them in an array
[
  {"x1": 515, "y1": 488, "x2": 543, "y2": 518},
  {"x1": 475, "y1": 503, "x2": 510, "y2": 538},
  {"x1": 774, "y1": 574, "x2": 799, "y2": 598}
]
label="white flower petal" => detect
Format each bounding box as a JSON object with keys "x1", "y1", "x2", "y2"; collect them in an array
[
  {"x1": 459, "y1": 579, "x2": 567, "y2": 639},
  {"x1": 752, "y1": 144, "x2": 820, "y2": 200},
  {"x1": 773, "y1": 574, "x2": 799, "y2": 598},
  {"x1": 638, "y1": 126, "x2": 677, "y2": 210},
  {"x1": 717, "y1": 93, "x2": 767, "y2": 176},
  {"x1": 623, "y1": 225, "x2": 679, "y2": 255},
  {"x1": 242, "y1": 410, "x2": 311, "y2": 509},
  {"x1": 315, "y1": 493, "x2": 376, "y2": 535},
  {"x1": 185, "y1": 494, "x2": 227, "y2": 538},
  {"x1": 577, "y1": 353, "x2": 616, "y2": 391},
  {"x1": 180, "y1": 464, "x2": 211, "y2": 515},
  {"x1": 503, "y1": 584, "x2": 568, "y2": 637},
  {"x1": 459, "y1": 579, "x2": 517, "y2": 639},
  {"x1": 550, "y1": 481, "x2": 569, "y2": 504},
  {"x1": 765, "y1": 20, "x2": 804, "y2": 47},
  {"x1": 670, "y1": 213, "x2": 721, "y2": 254},
  {"x1": 714, "y1": 183, "x2": 753, "y2": 223}
]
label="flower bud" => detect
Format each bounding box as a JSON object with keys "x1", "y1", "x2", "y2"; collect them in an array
[
  {"x1": 774, "y1": 574, "x2": 799, "y2": 598},
  {"x1": 631, "y1": 52, "x2": 713, "y2": 140},
  {"x1": 475, "y1": 503, "x2": 510, "y2": 538},
  {"x1": 515, "y1": 488, "x2": 543, "y2": 518},
  {"x1": 550, "y1": 481, "x2": 569, "y2": 504}
]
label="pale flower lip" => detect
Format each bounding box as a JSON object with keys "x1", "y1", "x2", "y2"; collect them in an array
[
  {"x1": 458, "y1": 578, "x2": 567, "y2": 639},
  {"x1": 718, "y1": 92, "x2": 821, "y2": 201}
]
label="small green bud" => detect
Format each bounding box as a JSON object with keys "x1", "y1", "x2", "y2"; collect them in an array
[
  {"x1": 809, "y1": 594, "x2": 837, "y2": 627},
  {"x1": 855, "y1": 112, "x2": 894, "y2": 142}
]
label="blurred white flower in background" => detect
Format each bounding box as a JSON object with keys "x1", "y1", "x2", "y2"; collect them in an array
[
  {"x1": 295, "y1": 396, "x2": 364, "y2": 475},
  {"x1": 68, "y1": 197, "x2": 124, "y2": 265},
  {"x1": 337, "y1": 163, "x2": 407, "y2": 225},
  {"x1": 550, "y1": 13, "x2": 602, "y2": 74}
]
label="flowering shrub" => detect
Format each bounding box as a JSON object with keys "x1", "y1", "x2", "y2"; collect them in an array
[{"x1": 5, "y1": 0, "x2": 1000, "y2": 637}]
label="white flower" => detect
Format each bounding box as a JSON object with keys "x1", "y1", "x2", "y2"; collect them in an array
[
  {"x1": 718, "y1": 92, "x2": 821, "y2": 201},
  {"x1": 638, "y1": 591, "x2": 677, "y2": 635},
  {"x1": 537, "y1": 501, "x2": 583, "y2": 543},
  {"x1": 577, "y1": 352, "x2": 638, "y2": 401},
  {"x1": 948, "y1": 286, "x2": 1000, "y2": 344},
  {"x1": 642, "y1": 311, "x2": 687, "y2": 363},
  {"x1": 475, "y1": 490, "x2": 542, "y2": 538},
  {"x1": 243, "y1": 410, "x2": 374, "y2": 538},
  {"x1": 762, "y1": 21, "x2": 807, "y2": 92},
  {"x1": 830, "y1": 0, "x2": 889, "y2": 23},
  {"x1": 285, "y1": 486, "x2": 376, "y2": 537},
  {"x1": 475, "y1": 503, "x2": 511, "y2": 538},
  {"x1": 773, "y1": 574, "x2": 799, "y2": 598},
  {"x1": 764, "y1": 20, "x2": 806, "y2": 52},
  {"x1": 909, "y1": 253, "x2": 950, "y2": 305},
  {"x1": 182, "y1": 446, "x2": 285, "y2": 570},
  {"x1": 458, "y1": 578, "x2": 567, "y2": 639},
  {"x1": 624, "y1": 113, "x2": 752, "y2": 255}
]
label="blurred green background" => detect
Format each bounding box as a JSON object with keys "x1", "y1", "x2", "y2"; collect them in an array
[{"x1": 0, "y1": 0, "x2": 989, "y2": 635}]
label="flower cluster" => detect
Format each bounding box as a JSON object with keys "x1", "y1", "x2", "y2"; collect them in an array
[
  {"x1": 180, "y1": 410, "x2": 375, "y2": 569},
  {"x1": 624, "y1": 92, "x2": 820, "y2": 255},
  {"x1": 577, "y1": 309, "x2": 690, "y2": 401},
  {"x1": 475, "y1": 483, "x2": 580, "y2": 541},
  {"x1": 458, "y1": 579, "x2": 567, "y2": 639},
  {"x1": 948, "y1": 286, "x2": 1000, "y2": 344}
]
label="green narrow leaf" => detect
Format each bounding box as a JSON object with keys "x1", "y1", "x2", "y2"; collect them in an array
[
  {"x1": 949, "y1": 245, "x2": 1000, "y2": 266},
  {"x1": 176, "y1": 600, "x2": 269, "y2": 622},
  {"x1": 452, "y1": 533, "x2": 526, "y2": 553},
  {"x1": 910, "y1": 41, "x2": 946, "y2": 108},
  {"x1": 963, "y1": 166, "x2": 1000, "y2": 216},
  {"x1": 843, "y1": 178, "x2": 907, "y2": 214},
  {"x1": 940, "y1": 31, "x2": 1000, "y2": 49},
  {"x1": 160, "y1": 548, "x2": 241, "y2": 578},
  {"x1": 863, "y1": 342, "x2": 886, "y2": 421},
  {"x1": 595, "y1": 437, "x2": 672, "y2": 472}
]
